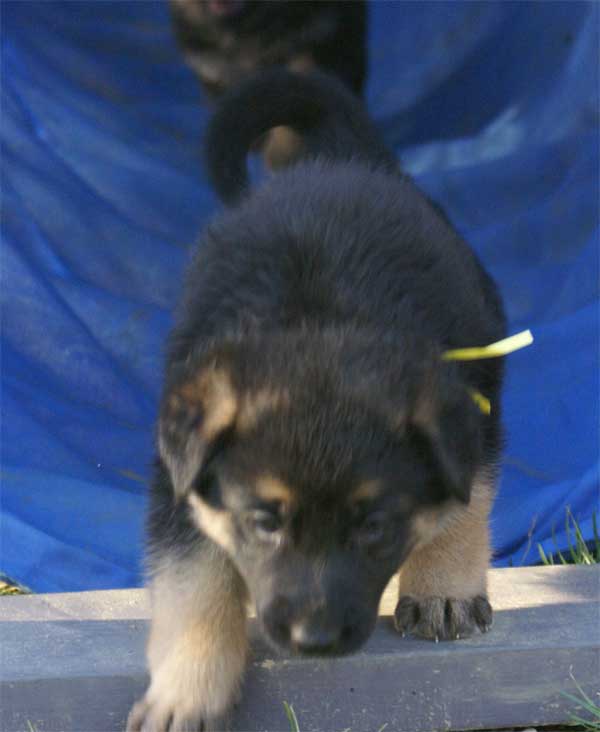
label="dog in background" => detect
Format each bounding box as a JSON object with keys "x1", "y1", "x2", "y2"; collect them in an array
[
  {"x1": 127, "y1": 70, "x2": 506, "y2": 732},
  {"x1": 169, "y1": 0, "x2": 367, "y2": 167}
]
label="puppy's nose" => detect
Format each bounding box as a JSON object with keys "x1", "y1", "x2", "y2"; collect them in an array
[{"x1": 290, "y1": 620, "x2": 341, "y2": 654}]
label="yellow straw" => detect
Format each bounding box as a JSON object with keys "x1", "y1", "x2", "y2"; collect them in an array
[
  {"x1": 469, "y1": 389, "x2": 491, "y2": 415},
  {"x1": 442, "y1": 329, "x2": 534, "y2": 362},
  {"x1": 442, "y1": 330, "x2": 534, "y2": 415}
]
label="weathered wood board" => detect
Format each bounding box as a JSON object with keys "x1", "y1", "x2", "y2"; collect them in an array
[{"x1": 1, "y1": 566, "x2": 598, "y2": 732}]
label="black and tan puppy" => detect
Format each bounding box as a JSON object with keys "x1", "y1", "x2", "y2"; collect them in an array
[
  {"x1": 170, "y1": 0, "x2": 366, "y2": 97},
  {"x1": 128, "y1": 71, "x2": 506, "y2": 731},
  {"x1": 170, "y1": 0, "x2": 367, "y2": 167}
]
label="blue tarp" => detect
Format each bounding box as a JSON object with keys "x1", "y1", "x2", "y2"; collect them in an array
[{"x1": 1, "y1": 1, "x2": 598, "y2": 592}]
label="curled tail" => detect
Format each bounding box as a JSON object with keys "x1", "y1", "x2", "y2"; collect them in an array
[{"x1": 205, "y1": 69, "x2": 397, "y2": 204}]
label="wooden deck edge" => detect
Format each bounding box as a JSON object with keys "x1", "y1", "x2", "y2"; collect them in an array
[{"x1": 1, "y1": 566, "x2": 598, "y2": 732}]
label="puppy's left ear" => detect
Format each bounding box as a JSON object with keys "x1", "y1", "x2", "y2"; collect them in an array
[
  {"x1": 158, "y1": 367, "x2": 237, "y2": 498},
  {"x1": 411, "y1": 379, "x2": 483, "y2": 504}
]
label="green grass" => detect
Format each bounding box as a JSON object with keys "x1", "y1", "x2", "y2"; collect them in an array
[
  {"x1": 538, "y1": 507, "x2": 599, "y2": 566},
  {"x1": 283, "y1": 702, "x2": 300, "y2": 732},
  {"x1": 563, "y1": 671, "x2": 600, "y2": 731},
  {"x1": 0, "y1": 578, "x2": 29, "y2": 595}
]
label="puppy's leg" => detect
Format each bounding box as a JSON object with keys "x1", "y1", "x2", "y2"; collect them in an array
[
  {"x1": 394, "y1": 472, "x2": 494, "y2": 641},
  {"x1": 127, "y1": 542, "x2": 247, "y2": 732}
]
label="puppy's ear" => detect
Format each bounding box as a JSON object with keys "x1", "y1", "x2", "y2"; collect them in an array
[
  {"x1": 411, "y1": 375, "x2": 483, "y2": 504},
  {"x1": 159, "y1": 367, "x2": 237, "y2": 497}
]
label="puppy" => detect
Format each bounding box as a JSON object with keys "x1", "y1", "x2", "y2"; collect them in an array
[
  {"x1": 127, "y1": 70, "x2": 506, "y2": 731},
  {"x1": 169, "y1": 0, "x2": 367, "y2": 167}
]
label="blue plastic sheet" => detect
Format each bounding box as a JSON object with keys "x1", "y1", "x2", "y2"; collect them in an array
[{"x1": 1, "y1": 1, "x2": 598, "y2": 592}]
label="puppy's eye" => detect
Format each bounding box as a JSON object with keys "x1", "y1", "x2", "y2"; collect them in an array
[
  {"x1": 356, "y1": 511, "x2": 387, "y2": 545},
  {"x1": 250, "y1": 509, "x2": 282, "y2": 538}
]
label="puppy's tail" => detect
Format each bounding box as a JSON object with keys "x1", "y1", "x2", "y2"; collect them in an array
[{"x1": 205, "y1": 69, "x2": 397, "y2": 204}]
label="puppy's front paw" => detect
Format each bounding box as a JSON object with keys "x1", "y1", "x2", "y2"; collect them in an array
[
  {"x1": 393, "y1": 594, "x2": 492, "y2": 641},
  {"x1": 126, "y1": 695, "x2": 230, "y2": 732}
]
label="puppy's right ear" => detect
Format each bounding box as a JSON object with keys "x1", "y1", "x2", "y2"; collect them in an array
[
  {"x1": 409, "y1": 368, "x2": 483, "y2": 505},
  {"x1": 158, "y1": 367, "x2": 237, "y2": 498}
]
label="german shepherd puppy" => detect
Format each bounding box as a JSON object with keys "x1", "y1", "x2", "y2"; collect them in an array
[
  {"x1": 169, "y1": 0, "x2": 367, "y2": 168},
  {"x1": 169, "y1": 1, "x2": 366, "y2": 97},
  {"x1": 127, "y1": 70, "x2": 506, "y2": 731}
]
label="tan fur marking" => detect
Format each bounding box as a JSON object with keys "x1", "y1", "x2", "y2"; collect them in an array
[
  {"x1": 399, "y1": 471, "x2": 494, "y2": 599},
  {"x1": 254, "y1": 474, "x2": 293, "y2": 504},
  {"x1": 159, "y1": 369, "x2": 237, "y2": 496},
  {"x1": 349, "y1": 479, "x2": 383, "y2": 504},
  {"x1": 180, "y1": 368, "x2": 237, "y2": 442},
  {"x1": 237, "y1": 388, "x2": 290, "y2": 432},
  {"x1": 409, "y1": 502, "x2": 459, "y2": 551},
  {"x1": 134, "y1": 544, "x2": 248, "y2": 726},
  {"x1": 263, "y1": 126, "x2": 304, "y2": 170},
  {"x1": 188, "y1": 493, "x2": 236, "y2": 555}
]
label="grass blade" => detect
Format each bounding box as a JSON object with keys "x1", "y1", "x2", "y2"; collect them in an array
[
  {"x1": 537, "y1": 508, "x2": 598, "y2": 566},
  {"x1": 283, "y1": 701, "x2": 300, "y2": 732},
  {"x1": 562, "y1": 670, "x2": 600, "y2": 731},
  {"x1": 538, "y1": 543, "x2": 553, "y2": 565}
]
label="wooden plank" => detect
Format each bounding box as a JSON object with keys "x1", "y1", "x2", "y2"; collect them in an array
[{"x1": 1, "y1": 566, "x2": 598, "y2": 732}]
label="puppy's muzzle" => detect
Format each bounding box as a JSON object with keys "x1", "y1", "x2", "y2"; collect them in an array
[{"x1": 261, "y1": 594, "x2": 373, "y2": 657}]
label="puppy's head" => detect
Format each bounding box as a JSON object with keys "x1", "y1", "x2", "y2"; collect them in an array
[
  {"x1": 205, "y1": 0, "x2": 246, "y2": 18},
  {"x1": 171, "y1": 0, "x2": 249, "y2": 23},
  {"x1": 159, "y1": 336, "x2": 484, "y2": 656}
]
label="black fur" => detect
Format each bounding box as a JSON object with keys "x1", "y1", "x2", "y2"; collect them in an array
[{"x1": 148, "y1": 70, "x2": 506, "y2": 657}]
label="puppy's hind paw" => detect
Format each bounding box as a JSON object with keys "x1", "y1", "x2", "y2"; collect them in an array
[{"x1": 393, "y1": 594, "x2": 492, "y2": 641}]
